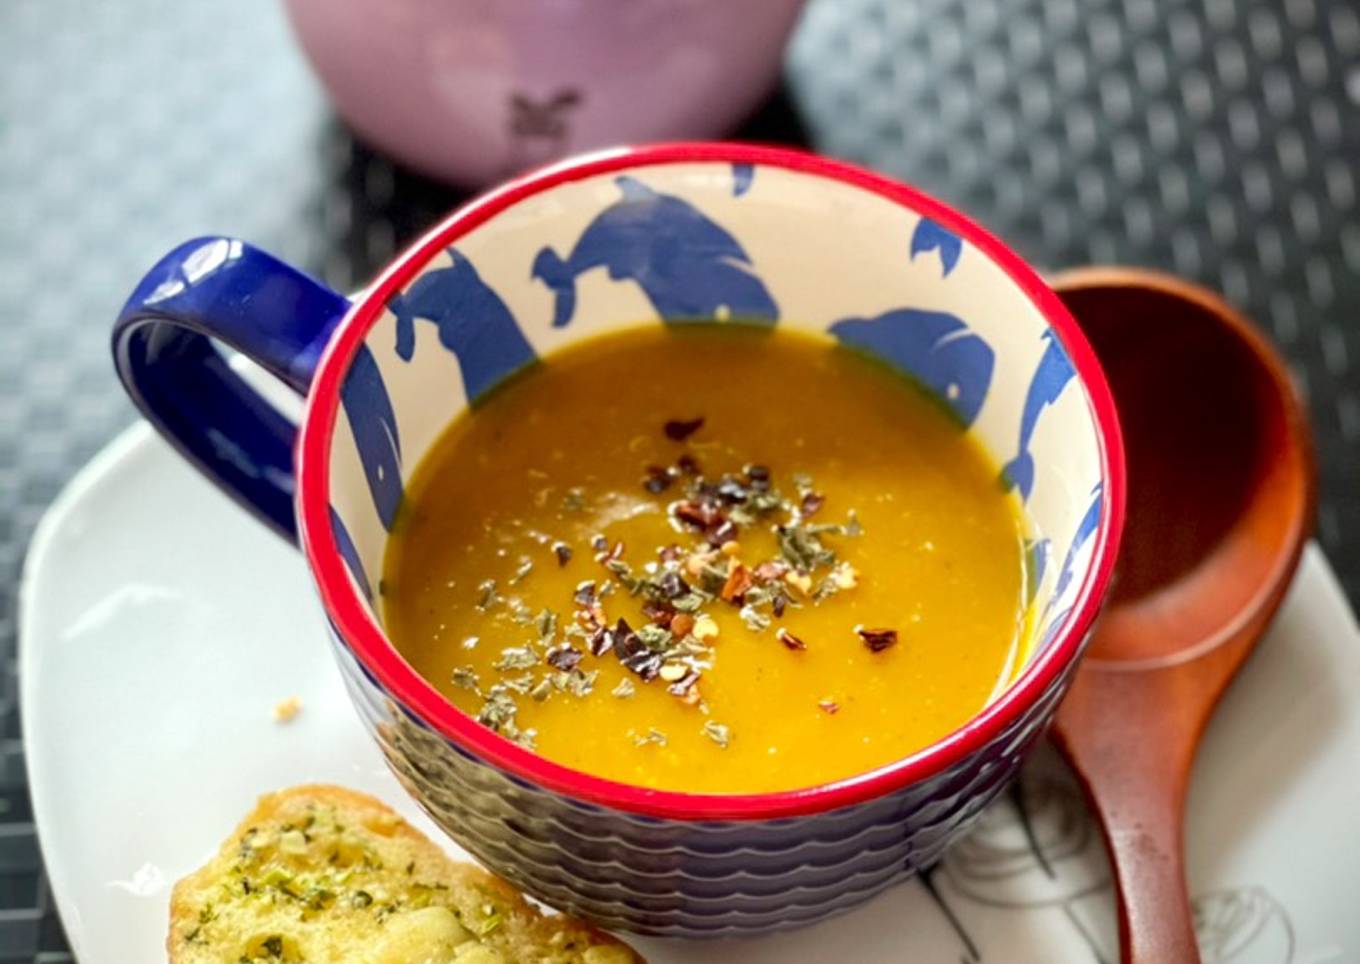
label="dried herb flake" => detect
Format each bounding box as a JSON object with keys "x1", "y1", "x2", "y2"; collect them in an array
[
  {"x1": 702, "y1": 721, "x2": 731, "y2": 748},
  {"x1": 634, "y1": 727, "x2": 668, "y2": 747},
  {"x1": 739, "y1": 605, "x2": 771, "y2": 633},
  {"x1": 474, "y1": 579, "x2": 499, "y2": 611}
]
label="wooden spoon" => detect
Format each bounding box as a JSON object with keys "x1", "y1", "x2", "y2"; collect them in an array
[{"x1": 1047, "y1": 268, "x2": 1315, "y2": 963}]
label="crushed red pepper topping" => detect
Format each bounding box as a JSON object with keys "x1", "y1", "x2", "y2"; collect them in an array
[
  {"x1": 545, "y1": 645, "x2": 584, "y2": 672},
  {"x1": 856, "y1": 627, "x2": 899, "y2": 652},
  {"x1": 643, "y1": 465, "x2": 675, "y2": 494},
  {"x1": 465, "y1": 447, "x2": 876, "y2": 748},
  {"x1": 720, "y1": 565, "x2": 754, "y2": 603},
  {"x1": 663, "y1": 417, "x2": 705, "y2": 441}
]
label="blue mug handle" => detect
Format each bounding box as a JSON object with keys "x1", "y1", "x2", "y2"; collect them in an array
[{"x1": 112, "y1": 237, "x2": 351, "y2": 542}]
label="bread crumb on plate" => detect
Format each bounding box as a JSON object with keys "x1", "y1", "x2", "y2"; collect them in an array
[{"x1": 272, "y1": 697, "x2": 301, "y2": 723}]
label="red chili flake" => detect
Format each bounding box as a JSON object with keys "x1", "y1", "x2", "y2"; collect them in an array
[
  {"x1": 667, "y1": 669, "x2": 701, "y2": 697},
  {"x1": 623, "y1": 648, "x2": 664, "y2": 682},
  {"x1": 777, "y1": 628, "x2": 807, "y2": 651},
  {"x1": 613, "y1": 618, "x2": 662, "y2": 680},
  {"x1": 772, "y1": 594, "x2": 787, "y2": 618},
  {"x1": 642, "y1": 599, "x2": 675, "y2": 628},
  {"x1": 745, "y1": 464, "x2": 771, "y2": 490},
  {"x1": 670, "y1": 613, "x2": 695, "y2": 638},
  {"x1": 753, "y1": 560, "x2": 788, "y2": 583},
  {"x1": 597, "y1": 540, "x2": 625, "y2": 563},
  {"x1": 800, "y1": 492, "x2": 826, "y2": 517},
  {"x1": 659, "y1": 570, "x2": 691, "y2": 599},
  {"x1": 664, "y1": 417, "x2": 705, "y2": 441},
  {"x1": 588, "y1": 626, "x2": 613, "y2": 657},
  {"x1": 695, "y1": 479, "x2": 722, "y2": 500},
  {"x1": 546, "y1": 645, "x2": 584, "y2": 672},
  {"x1": 818, "y1": 700, "x2": 840, "y2": 715},
  {"x1": 676, "y1": 453, "x2": 701, "y2": 476},
  {"x1": 659, "y1": 544, "x2": 684, "y2": 563},
  {"x1": 552, "y1": 541, "x2": 573, "y2": 566},
  {"x1": 706, "y1": 519, "x2": 739, "y2": 548},
  {"x1": 715, "y1": 478, "x2": 749, "y2": 504},
  {"x1": 674, "y1": 500, "x2": 722, "y2": 530},
  {"x1": 721, "y1": 565, "x2": 754, "y2": 603},
  {"x1": 643, "y1": 465, "x2": 673, "y2": 494},
  {"x1": 573, "y1": 581, "x2": 605, "y2": 631},
  {"x1": 857, "y1": 627, "x2": 899, "y2": 652}
]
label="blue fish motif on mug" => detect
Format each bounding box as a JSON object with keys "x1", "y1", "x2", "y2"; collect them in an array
[
  {"x1": 1000, "y1": 330, "x2": 1076, "y2": 501},
  {"x1": 1034, "y1": 483, "x2": 1103, "y2": 652},
  {"x1": 1024, "y1": 537, "x2": 1049, "y2": 604},
  {"x1": 531, "y1": 175, "x2": 779, "y2": 328},
  {"x1": 330, "y1": 506, "x2": 373, "y2": 602},
  {"x1": 390, "y1": 248, "x2": 538, "y2": 404},
  {"x1": 910, "y1": 218, "x2": 963, "y2": 277},
  {"x1": 339, "y1": 342, "x2": 403, "y2": 531},
  {"x1": 1053, "y1": 483, "x2": 1103, "y2": 601},
  {"x1": 828, "y1": 309, "x2": 995, "y2": 427},
  {"x1": 732, "y1": 162, "x2": 755, "y2": 197}
]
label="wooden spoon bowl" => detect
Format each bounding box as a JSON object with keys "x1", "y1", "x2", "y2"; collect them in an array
[{"x1": 1048, "y1": 267, "x2": 1315, "y2": 963}]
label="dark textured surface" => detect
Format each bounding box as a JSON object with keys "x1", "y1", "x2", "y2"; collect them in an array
[{"x1": 1, "y1": 0, "x2": 1356, "y2": 956}]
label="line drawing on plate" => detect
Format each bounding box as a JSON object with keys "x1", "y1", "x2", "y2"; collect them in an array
[
  {"x1": 938, "y1": 747, "x2": 1112, "y2": 962},
  {"x1": 1193, "y1": 887, "x2": 1295, "y2": 964},
  {"x1": 917, "y1": 745, "x2": 1302, "y2": 962}
]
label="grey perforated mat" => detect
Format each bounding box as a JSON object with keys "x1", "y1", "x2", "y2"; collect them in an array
[{"x1": 1, "y1": 0, "x2": 1356, "y2": 957}]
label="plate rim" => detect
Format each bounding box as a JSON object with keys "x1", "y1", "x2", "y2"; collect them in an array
[{"x1": 18, "y1": 422, "x2": 1360, "y2": 961}]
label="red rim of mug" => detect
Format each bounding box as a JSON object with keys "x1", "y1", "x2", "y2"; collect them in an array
[{"x1": 295, "y1": 142, "x2": 1127, "y2": 821}]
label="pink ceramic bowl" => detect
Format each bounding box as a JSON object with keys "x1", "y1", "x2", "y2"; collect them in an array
[{"x1": 282, "y1": 0, "x2": 808, "y2": 186}]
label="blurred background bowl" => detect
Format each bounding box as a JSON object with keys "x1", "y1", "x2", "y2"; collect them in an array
[{"x1": 282, "y1": 0, "x2": 808, "y2": 188}]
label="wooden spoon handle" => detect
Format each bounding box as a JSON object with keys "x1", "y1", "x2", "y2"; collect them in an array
[{"x1": 1053, "y1": 672, "x2": 1203, "y2": 964}]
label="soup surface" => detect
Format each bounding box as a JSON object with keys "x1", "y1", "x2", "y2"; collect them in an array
[{"x1": 381, "y1": 326, "x2": 1029, "y2": 794}]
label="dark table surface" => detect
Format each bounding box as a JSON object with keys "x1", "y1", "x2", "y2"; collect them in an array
[{"x1": 2, "y1": 0, "x2": 1356, "y2": 958}]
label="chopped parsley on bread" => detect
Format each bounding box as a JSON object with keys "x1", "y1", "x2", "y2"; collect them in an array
[{"x1": 168, "y1": 784, "x2": 643, "y2": 963}]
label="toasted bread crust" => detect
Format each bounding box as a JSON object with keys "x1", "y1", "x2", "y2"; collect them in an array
[{"x1": 168, "y1": 784, "x2": 642, "y2": 963}]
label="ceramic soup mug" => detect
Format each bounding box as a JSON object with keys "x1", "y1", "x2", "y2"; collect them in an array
[{"x1": 112, "y1": 144, "x2": 1124, "y2": 937}]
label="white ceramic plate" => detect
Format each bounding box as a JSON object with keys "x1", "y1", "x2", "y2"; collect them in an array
[{"x1": 21, "y1": 424, "x2": 1360, "y2": 963}]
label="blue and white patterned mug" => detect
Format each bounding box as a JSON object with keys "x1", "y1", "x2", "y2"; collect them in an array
[{"x1": 112, "y1": 144, "x2": 1125, "y2": 937}]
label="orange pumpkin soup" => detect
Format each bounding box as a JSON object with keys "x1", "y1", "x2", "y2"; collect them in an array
[{"x1": 381, "y1": 326, "x2": 1029, "y2": 793}]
